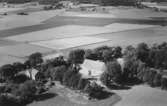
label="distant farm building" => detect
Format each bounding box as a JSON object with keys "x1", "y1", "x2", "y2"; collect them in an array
[
  {"x1": 17, "y1": 68, "x2": 39, "y2": 80},
  {"x1": 59, "y1": 1, "x2": 74, "y2": 8},
  {"x1": 79, "y1": 59, "x2": 106, "y2": 78},
  {"x1": 79, "y1": 4, "x2": 99, "y2": 12}
]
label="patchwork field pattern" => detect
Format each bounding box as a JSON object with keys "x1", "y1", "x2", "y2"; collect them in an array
[{"x1": 30, "y1": 36, "x2": 109, "y2": 50}]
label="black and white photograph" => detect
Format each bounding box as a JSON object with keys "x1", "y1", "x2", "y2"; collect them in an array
[{"x1": 0, "y1": 0, "x2": 167, "y2": 106}]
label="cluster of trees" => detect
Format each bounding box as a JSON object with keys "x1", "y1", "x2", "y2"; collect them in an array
[
  {"x1": 2, "y1": 42, "x2": 167, "y2": 105},
  {"x1": 99, "y1": 42, "x2": 167, "y2": 90},
  {"x1": 0, "y1": 52, "x2": 46, "y2": 106},
  {"x1": 85, "y1": 46, "x2": 122, "y2": 62}
]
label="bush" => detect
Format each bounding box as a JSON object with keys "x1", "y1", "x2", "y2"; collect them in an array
[
  {"x1": 100, "y1": 72, "x2": 111, "y2": 86},
  {"x1": 153, "y1": 73, "x2": 162, "y2": 87},
  {"x1": 136, "y1": 43, "x2": 149, "y2": 63},
  {"x1": 161, "y1": 76, "x2": 167, "y2": 90},
  {"x1": 35, "y1": 72, "x2": 45, "y2": 82},
  {"x1": 147, "y1": 69, "x2": 157, "y2": 87},
  {"x1": 5, "y1": 83, "x2": 19, "y2": 94},
  {"x1": 13, "y1": 80, "x2": 37, "y2": 104},
  {"x1": 13, "y1": 74, "x2": 30, "y2": 84},
  {"x1": 28, "y1": 52, "x2": 43, "y2": 68},
  {"x1": 0, "y1": 64, "x2": 17, "y2": 81},
  {"x1": 84, "y1": 49, "x2": 98, "y2": 60},
  {"x1": 106, "y1": 61, "x2": 122, "y2": 83},
  {"x1": 68, "y1": 49, "x2": 85, "y2": 65},
  {"x1": 0, "y1": 94, "x2": 22, "y2": 106},
  {"x1": 84, "y1": 82, "x2": 104, "y2": 99},
  {"x1": 50, "y1": 65, "x2": 67, "y2": 83},
  {"x1": 77, "y1": 78, "x2": 89, "y2": 90}
]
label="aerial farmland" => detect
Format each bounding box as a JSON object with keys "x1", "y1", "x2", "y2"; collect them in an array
[{"x1": 1, "y1": 1, "x2": 167, "y2": 106}]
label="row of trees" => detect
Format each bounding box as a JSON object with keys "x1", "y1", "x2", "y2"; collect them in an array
[{"x1": 85, "y1": 46, "x2": 122, "y2": 62}]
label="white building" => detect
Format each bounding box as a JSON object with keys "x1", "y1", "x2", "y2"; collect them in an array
[
  {"x1": 17, "y1": 68, "x2": 39, "y2": 80},
  {"x1": 79, "y1": 59, "x2": 106, "y2": 78}
]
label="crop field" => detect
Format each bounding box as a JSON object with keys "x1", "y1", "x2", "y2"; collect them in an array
[{"x1": 30, "y1": 36, "x2": 109, "y2": 50}]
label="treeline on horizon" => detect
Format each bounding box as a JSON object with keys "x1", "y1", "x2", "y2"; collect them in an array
[{"x1": 1, "y1": 0, "x2": 167, "y2": 6}]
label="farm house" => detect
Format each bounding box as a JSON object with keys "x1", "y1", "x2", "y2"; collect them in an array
[
  {"x1": 17, "y1": 68, "x2": 39, "y2": 80},
  {"x1": 79, "y1": 59, "x2": 106, "y2": 78}
]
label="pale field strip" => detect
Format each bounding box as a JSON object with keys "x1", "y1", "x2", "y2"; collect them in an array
[
  {"x1": 30, "y1": 36, "x2": 109, "y2": 50},
  {"x1": 0, "y1": 9, "x2": 65, "y2": 30},
  {"x1": 0, "y1": 44, "x2": 52, "y2": 57},
  {"x1": 0, "y1": 7, "x2": 23, "y2": 13},
  {"x1": 0, "y1": 54, "x2": 24, "y2": 66},
  {"x1": 5, "y1": 25, "x2": 106, "y2": 42},
  {"x1": 61, "y1": 11, "x2": 116, "y2": 18},
  {"x1": 5, "y1": 24, "x2": 155, "y2": 42}
]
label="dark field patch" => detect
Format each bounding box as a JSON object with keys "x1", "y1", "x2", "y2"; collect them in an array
[{"x1": 0, "y1": 16, "x2": 166, "y2": 38}]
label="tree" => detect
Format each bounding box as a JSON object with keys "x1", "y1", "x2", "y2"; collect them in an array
[
  {"x1": 13, "y1": 74, "x2": 30, "y2": 84},
  {"x1": 153, "y1": 72, "x2": 162, "y2": 87},
  {"x1": 84, "y1": 49, "x2": 98, "y2": 60},
  {"x1": 136, "y1": 43, "x2": 149, "y2": 63},
  {"x1": 13, "y1": 62, "x2": 25, "y2": 73},
  {"x1": 100, "y1": 72, "x2": 111, "y2": 86},
  {"x1": 77, "y1": 78, "x2": 89, "y2": 90},
  {"x1": 28, "y1": 52, "x2": 43, "y2": 68},
  {"x1": 124, "y1": 45, "x2": 137, "y2": 59},
  {"x1": 94, "y1": 46, "x2": 110, "y2": 60},
  {"x1": 14, "y1": 80, "x2": 37, "y2": 104},
  {"x1": 68, "y1": 49, "x2": 85, "y2": 68},
  {"x1": 161, "y1": 76, "x2": 167, "y2": 90},
  {"x1": 102, "y1": 49, "x2": 114, "y2": 62},
  {"x1": 105, "y1": 61, "x2": 122, "y2": 83},
  {"x1": 35, "y1": 72, "x2": 45, "y2": 82},
  {"x1": 123, "y1": 58, "x2": 139, "y2": 80},
  {"x1": 147, "y1": 69, "x2": 157, "y2": 87},
  {"x1": 62, "y1": 68, "x2": 75, "y2": 86},
  {"x1": 50, "y1": 65, "x2": 67, "y2": 83},
  {"x1": 0, "y1": 64, "x2": 17, "y2": 81},
  {"x1": 0, "y1": 94, "x2": 22, "y2": 106},
  {"x1": 142, "y1": 68, "x2": 150, "y2": 82},
  {"x1": 68, "y1": 73, "x2": 81, "y2": 89}
]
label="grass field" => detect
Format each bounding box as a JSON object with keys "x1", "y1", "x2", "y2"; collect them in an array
[{"x1": 113, "y1": 85, "x2": 167, "y2": 106}]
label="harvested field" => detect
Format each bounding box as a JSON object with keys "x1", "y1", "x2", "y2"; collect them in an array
[
  {"x1": 0, "y1": 9, "x2": 65, "y2": 30},
  {"x1": 0, "y1": 44, "x2": 53, "y2": 57},
  {"x1": 5, "y1": 24, "x2": 155, "y2": 42},
  {"x1": 30, "y1": 37, "x2": 109, "y2": 50},
  {"x1": 0, "y1": 54, "x2": 24, "y2": 66}
]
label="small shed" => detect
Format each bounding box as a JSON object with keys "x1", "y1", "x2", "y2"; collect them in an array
[{"x1": 79, "y1": 59, "x2": 106, "y2": 78}]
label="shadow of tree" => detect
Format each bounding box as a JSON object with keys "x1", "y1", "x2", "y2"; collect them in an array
[
  {"x1": 120, "y1": 78, "x2": 143, "y2": 86},
  {"x1": 35, "y1": 92, "x2": 57, "y2": 101},
  {"x1": 90, "y1": 90, "x2": 115, "y2": 100},
  {"x1": 107, "y1": 84, "x2": 131, "y2": 90}
]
